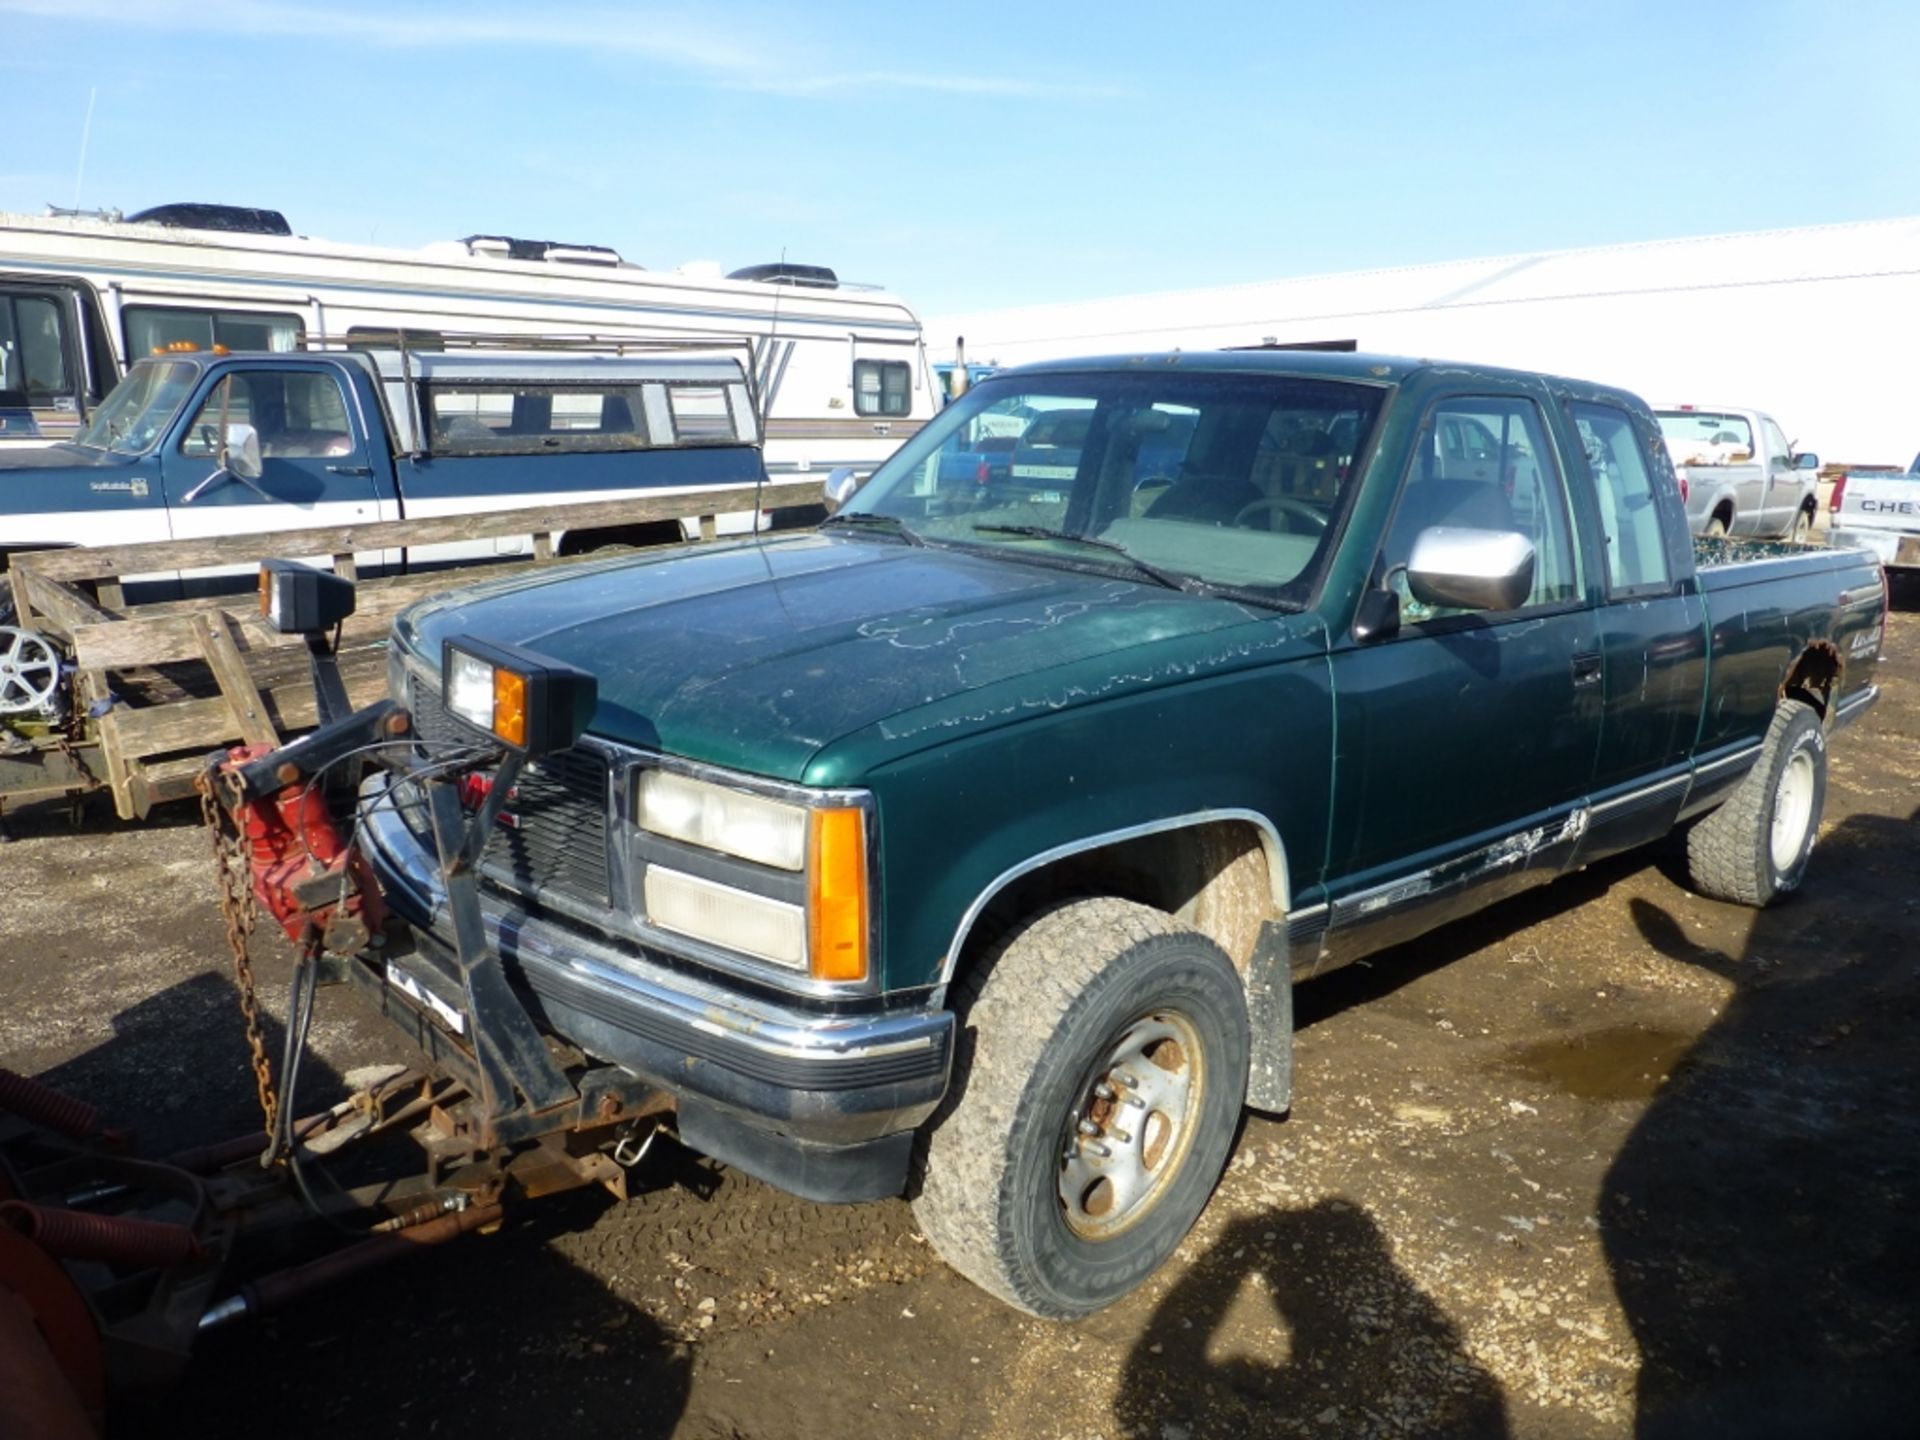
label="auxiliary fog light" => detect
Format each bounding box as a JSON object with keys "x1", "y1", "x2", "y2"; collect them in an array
[
  {"x1": 440, "y1": 635, "x2": 596, "y2": 758},
  {"x1": 258, "y1": 559, "x2": 356, "y2": 635}
]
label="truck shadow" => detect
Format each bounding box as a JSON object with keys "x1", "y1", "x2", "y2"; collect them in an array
[
  {"x1": 1113, "y1": 1200, "x2": 1510, "y2": 1439},
  {"x1": 1603, "y1": 808, "x2": 1920, "y2": 1437}
]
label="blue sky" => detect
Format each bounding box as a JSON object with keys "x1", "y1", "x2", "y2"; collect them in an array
[{"x1": 2, "y1": 0, "x2": 1917, "y2": 316}]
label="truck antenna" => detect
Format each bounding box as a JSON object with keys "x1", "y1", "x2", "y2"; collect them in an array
[{"x1": 71, "y1": 86, "x2": 97, "y2": 212}]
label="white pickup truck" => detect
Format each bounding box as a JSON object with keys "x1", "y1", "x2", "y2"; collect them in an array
[
  {"x1": 1830, "y1": 454, "x2": 1920, "y2": 571},
  {"x1": 1654, "y1": 404, "x2": 1820, "y2": 540}
]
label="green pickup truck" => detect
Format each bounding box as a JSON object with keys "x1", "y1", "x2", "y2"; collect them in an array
[{"x1": 358, "y1": 350, "x2": 1885, "y2": 1318}]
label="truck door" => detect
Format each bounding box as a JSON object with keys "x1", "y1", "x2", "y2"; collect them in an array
[
  {"x1": 1323, "y1": 390, "x2": 1601, "y2": 958},
  {"x1": 1566, "y1": 400, "x2": 1705, "y2": 860},
  {"x1": 1758, "y1": 415, "x2": 1804, "y2": 535},
  {"x1": 157, "y1": 364, "x2": 382, "y2": 587}
]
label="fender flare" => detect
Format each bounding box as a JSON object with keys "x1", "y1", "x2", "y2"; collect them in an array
[{"x1": 935, "y1": 807, "x2": 1297, "y2": 1114}]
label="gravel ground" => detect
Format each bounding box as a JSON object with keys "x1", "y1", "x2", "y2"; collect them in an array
[{"x1": 3, "y1": 597, "x2": 1916, "y2": 1440}]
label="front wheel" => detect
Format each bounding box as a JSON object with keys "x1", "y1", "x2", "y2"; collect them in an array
[
  {"x1": 1788, "y1": 505, "x2": 1813, "y2": 544},
  {"x1": 912, "y1": 898, "x2": 1249, "y2": 1319},
  {"x1": 1686, "y1": 700, "x2": 1827, "y2": 905}
]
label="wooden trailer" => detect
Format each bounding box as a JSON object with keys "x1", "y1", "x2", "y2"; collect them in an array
[{"x1": 1, "y1": 481, "x2": 820, "y2": 822}]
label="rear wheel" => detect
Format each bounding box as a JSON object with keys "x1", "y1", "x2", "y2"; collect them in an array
[
  {"x1": 1704, "y1": 513, "x2": 1729, "y2": 538},
  {"x1": 1687, "y1": 700, "x2": 1826, "y2": 905},
  {"x1": 912, "y1": 897, "x2": 1249, "y2": 1319}
]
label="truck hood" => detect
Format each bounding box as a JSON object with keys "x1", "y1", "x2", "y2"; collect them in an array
[{"x1": 395, "y1": 532, "x2": 1305, "y2": 782}]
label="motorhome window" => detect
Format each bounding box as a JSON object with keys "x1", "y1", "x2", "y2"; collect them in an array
[
  {"x1": 73, "y1": 360, "x2": 197, "y2": 454},
  {"x1": 124, "y1": 306, "x2": 302, "y2": 359},
  {"x1": 853, "y1": 359, "x2": 911, "y2": 417},
  {"x1": 181, "y1": 371, "x2": 354, "y2": 459},
  {"x1": 424, "y1": 383, "x2": 652, "y2": 454},
  {"x1": 0, "y1": 293, "x2": 73, "y2": 400},
  {"x1": 665, "y1": 385, "x2": 737, "y2": 443}
]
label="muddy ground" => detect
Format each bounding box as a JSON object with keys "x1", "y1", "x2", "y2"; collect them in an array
[{"x1": 3, "y1": 597, "x2": 1917, "y2": 1440}]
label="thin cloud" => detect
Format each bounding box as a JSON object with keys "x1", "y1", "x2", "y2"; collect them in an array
[{"x1": 0, "y1": 0, "x2": 1120, "y2": 98}]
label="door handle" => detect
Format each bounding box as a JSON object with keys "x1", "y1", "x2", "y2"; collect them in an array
[
  {"x1": 326, "y1": 463, "x2": 372, "y2": 476},
  {"x1": 1571, "y1": 651, "x2": 1603, "y2": 687}
]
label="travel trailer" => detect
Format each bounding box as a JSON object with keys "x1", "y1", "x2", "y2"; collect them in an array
[{"x1": 0, "y1": 204, "x2": 935, "y2": 473}]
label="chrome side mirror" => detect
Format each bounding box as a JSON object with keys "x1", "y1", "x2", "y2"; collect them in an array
[
  {"x1": 224, "y1": 423, "x2": 263, "y2": 481},
  {"x1": 1405, "y1": 526, "x2": 1535, "y2": 612},
  {"x1": 823, "y1": 466, "x2": 861, "y2": 514}
]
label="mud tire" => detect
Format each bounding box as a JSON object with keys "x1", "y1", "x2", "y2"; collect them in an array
[
  {"x1": 911, "y1": 897, "x2": 1248, "y2": 1319},
  {"x1": 1687, "y1": 700, "x2": 1826, "y2": 906}
]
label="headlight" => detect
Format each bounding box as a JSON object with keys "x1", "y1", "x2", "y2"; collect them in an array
[
  {"x1": 441, "y1": 635, "x2": 596, "y2": 757},
  {"x1": 643, "y1": 867, "x2": 806, "y2": 969},
  {"x1": 636, "y1": 770, "x2": 806, "y2": 871},
  {"x1": 636, "y1": 769, "x2": 870, "y2": 985}
]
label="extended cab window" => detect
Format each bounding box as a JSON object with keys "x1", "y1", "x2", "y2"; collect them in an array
[
  {"x1": 853, "y1": 359, "x2": 911, "y2": 417},
  {"x1": 125, "y1": 306, "x2": 303, "y2": 357},
  {"x1": 1383, "y1": 396, "x2": 1578, "y2": 622},
  {"x1": 426, "y1": 383, "x2": 652, "y2": 454},
  {"x1": 181, "y1": 371, "x2": 354, "y2": 459},
  {"x1": 1573, "y1": 402, "x2": 1671, "y2": 594}
]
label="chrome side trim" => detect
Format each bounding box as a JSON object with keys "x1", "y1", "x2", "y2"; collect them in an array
[
  {"x1": 1691, "y1": 742, "x2": 1763, "y2": 784},
  {"x1": 936, "y1": 808, "x2": 1291, "y2": 992},
  {"x1": 1590, "y1": 771, "x2": 1691, "y2": 817},
  {"x1": 1833, "y1": 684, "x2": 1880, "y2": 730},
  {"x1": 1330, "y1": 805, "x2": 1590, "y2": 921}
]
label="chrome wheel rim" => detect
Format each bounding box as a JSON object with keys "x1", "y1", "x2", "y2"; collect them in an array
[
  {"x1": 0, "y1": 627, "x2": 59, "y2": 715},
  {"x1": 1771, "y1": 747, "x2": 1816, "y2": 872},
  {"x1": 1058, "y1": 1011, "x2": 1205, "y2": 1241}
]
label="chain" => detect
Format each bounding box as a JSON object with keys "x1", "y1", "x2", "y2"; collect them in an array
[{"x1": 197, "y1": 770, "x2": 281, "y2": 1145}]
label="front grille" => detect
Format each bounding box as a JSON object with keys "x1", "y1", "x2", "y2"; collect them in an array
[{"x1": 408, "y1": 673, "x2": 613, "y2": 911}]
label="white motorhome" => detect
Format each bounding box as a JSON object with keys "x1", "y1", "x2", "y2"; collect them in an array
[{"x1": 0, "y1": 204, "x2": 934, "y2": 473}]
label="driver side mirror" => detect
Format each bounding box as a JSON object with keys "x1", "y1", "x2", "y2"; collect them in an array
[
  {"x1": 823, "y1": 466, "x2": 861, "y2": 514},
  {"x1": 1794, "y1": 452, "x2": 1820, "y2": 471},
  {"x1": 222, "y1": 423, "x2": 263, "y2": 481},
  {"x1": 1405, "y1": 526, "x2": 1536, "y2": 612}
]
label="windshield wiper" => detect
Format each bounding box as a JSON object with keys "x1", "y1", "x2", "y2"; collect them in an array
[
  {"x1": 970, "y1": 524, "x2": 1199, "y2": 593},
  {"x1": 820, "y1": 511, "x2": 925, "y2": 546}
]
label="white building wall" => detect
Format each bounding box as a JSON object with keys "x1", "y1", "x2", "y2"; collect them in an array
[{"x1": 929, "y1": 219, "x2": 1920, "y2": 467}]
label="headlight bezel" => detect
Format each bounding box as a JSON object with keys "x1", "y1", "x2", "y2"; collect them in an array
[{"x1": 628, "y1": 755, "x2": 878, "y2": 995}]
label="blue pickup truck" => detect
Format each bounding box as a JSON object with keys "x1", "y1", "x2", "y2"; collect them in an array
[{"x1": 0, "y1": 344, "x2": 773, "y2": 614}]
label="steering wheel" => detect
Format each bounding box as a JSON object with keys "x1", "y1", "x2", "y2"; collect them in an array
[{"x1": 1231, "y1": 496, "x2": 1329, "y2": 534}]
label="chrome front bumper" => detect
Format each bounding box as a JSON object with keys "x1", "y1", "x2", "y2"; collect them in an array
[{"x1": 357, "y1": 776, "x2": 952, "y2": 1200}]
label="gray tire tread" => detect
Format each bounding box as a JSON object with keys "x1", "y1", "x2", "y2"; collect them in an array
[
  {"x1": 912, "y1": 898, "x2": 1190, "y2": 1314},
  {"x1": 1686, "y1": 700, "x2": 1820, "y2": 905}
]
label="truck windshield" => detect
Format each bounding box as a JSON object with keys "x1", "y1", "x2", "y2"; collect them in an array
[
  {"x1": 837, "y1": 370, "x2": 1384, "y2": 606},
  {"x1": 72, "y1": 361, "x2": 198, "y2": 455}
]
